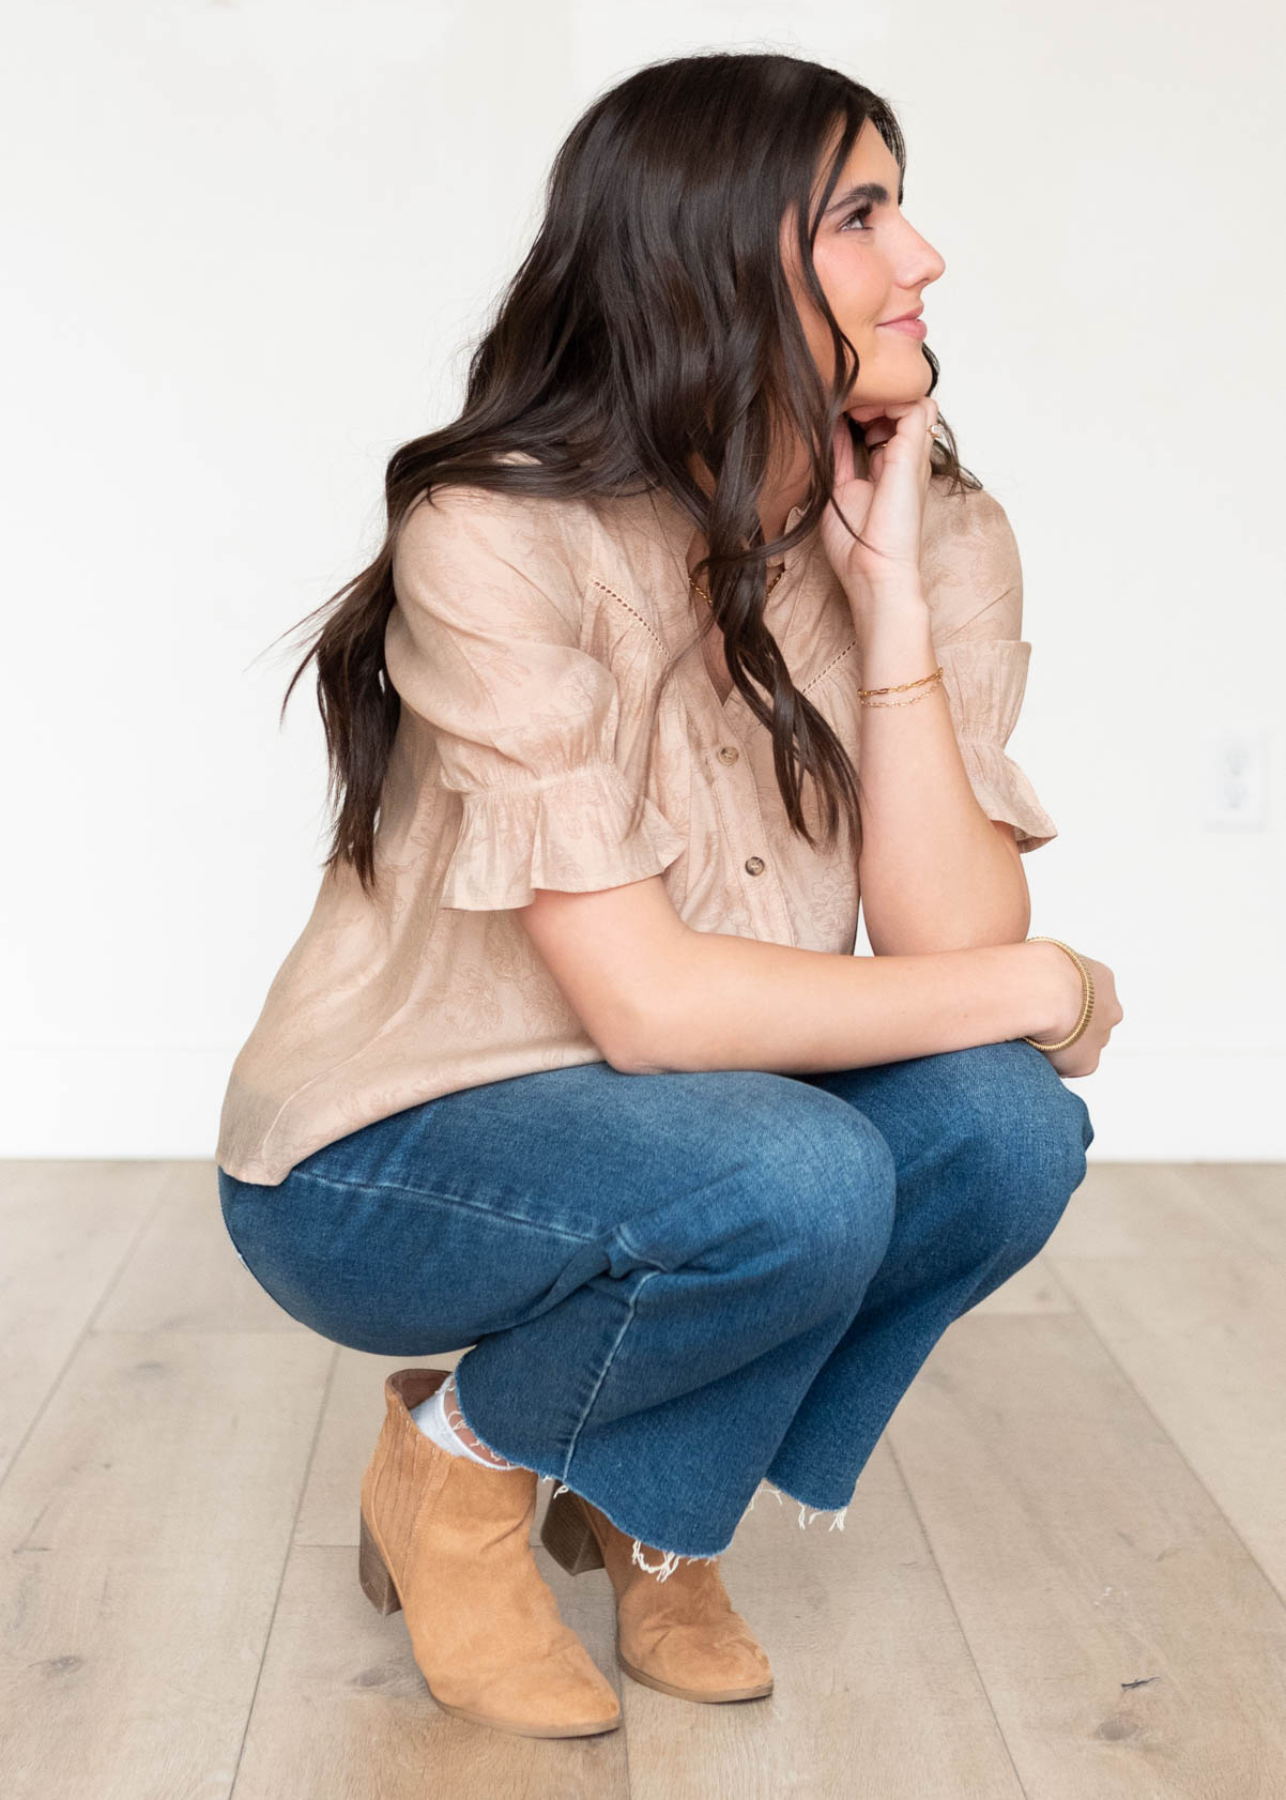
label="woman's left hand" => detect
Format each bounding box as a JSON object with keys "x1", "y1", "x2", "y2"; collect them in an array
[{"x1": 818, "y1": 398, "x2": 940, "y2": 605}]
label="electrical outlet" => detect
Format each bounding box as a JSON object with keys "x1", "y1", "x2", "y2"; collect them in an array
[{"x1": 1204, "y1": 728, "x2": 1269, "y2": 829}]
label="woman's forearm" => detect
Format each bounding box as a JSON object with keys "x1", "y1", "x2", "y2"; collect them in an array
[
  {"x1": 624, "y1": 934, "x2": 1077, "y2": 1076},
  {"x1": 849, "y1": 590, "x2": 1030, "y2": 954}
]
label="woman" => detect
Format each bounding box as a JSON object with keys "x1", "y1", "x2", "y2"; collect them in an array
[{"x1": 215, "y1": 51, "x2": 1122, "y2": 1741}]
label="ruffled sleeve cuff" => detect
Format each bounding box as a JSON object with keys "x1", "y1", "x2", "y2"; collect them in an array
[
  {"x1": 936, "y1": 638, "x2": 1060, "y2": 854},
  {"x1": 438, "y1": 760, "x2": 688, "y2": 911}
]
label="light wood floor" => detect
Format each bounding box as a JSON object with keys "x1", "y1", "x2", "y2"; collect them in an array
[{"x1": 3, "y1": 1159, "x2": 1285, "y2": 1798}]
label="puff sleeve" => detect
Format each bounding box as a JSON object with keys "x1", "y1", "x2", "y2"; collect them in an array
[
  {"x1": 925, "y1": 490, "x2": 1059, "y2": 854},
  {"x1": 385, "y1": 483, "x2": 686, "y2": 910}
]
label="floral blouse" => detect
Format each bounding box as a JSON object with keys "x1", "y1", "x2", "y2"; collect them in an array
[{"x1": 215, "y1": 454, "x2": 1058, "y2": 1186}]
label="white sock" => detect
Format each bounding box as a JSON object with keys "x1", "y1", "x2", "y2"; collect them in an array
[{"x1": 410, "y1": 1374, "x2": 519, "y2": 1470}]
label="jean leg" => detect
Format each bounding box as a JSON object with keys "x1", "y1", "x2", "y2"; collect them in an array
[
  {"x1": 763, "y1": 1040, "x2": 1094, "y2": 1512},
  {"x1": 450, "y1": 1069, "x2": 903, "y2": 1560}
]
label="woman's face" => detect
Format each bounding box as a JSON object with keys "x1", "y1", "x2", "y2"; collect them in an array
[{"x1": 781, "y1": 116, "x2": 946, "y2": 413}]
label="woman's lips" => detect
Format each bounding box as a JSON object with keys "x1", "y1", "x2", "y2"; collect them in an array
[{"x1": 877, "y1": 317, "x2": 927, "y2": 339}]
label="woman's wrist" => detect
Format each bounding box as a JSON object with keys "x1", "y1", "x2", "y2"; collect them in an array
[
  {"x1": 844, "y1": 576, "x2": 929, "y2": 622},
  {"x1": 1025, "y1": 940, "x2": 1086, "y2": 1045},
  {"x1": 846, "y1": 586, "x2": 934, "y2": 677}
]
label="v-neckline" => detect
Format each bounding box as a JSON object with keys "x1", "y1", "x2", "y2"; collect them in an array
[
  {"x1": 697, "y1": 619, "x2": 736, "y2": 710},
  {"x1": 645, "y1": 486, "x2": 819, "y2": 715}
]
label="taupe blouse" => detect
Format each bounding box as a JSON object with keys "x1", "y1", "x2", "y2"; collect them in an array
[{"x1": 216, "y1": 455, "x2": 1058, "y2": 1186}]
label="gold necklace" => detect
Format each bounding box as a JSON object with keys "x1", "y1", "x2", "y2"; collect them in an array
[{"x1": 688, "y1": 565, "x2": 786, "y2": 609}]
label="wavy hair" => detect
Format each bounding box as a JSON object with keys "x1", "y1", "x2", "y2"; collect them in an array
[{"x1": 273, "y1": 49, "x2": 983, "y2": 897}]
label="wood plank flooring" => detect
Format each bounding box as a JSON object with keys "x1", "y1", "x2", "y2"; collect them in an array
[{"x1": 1, "y1": 1159, "x2": 1283, "y2": 1798}]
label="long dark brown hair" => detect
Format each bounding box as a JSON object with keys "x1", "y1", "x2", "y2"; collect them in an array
[{"x1": 272, "y1": 50, "x2": 982, "y2": 898}]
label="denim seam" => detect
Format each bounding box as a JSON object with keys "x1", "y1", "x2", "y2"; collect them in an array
[
  {"x1": 277, "y1": 1167, "x2": 599, "y2": 1250},
  {"x1": 561, "y1": 1266, "x2": 665, "y2": 1471}
]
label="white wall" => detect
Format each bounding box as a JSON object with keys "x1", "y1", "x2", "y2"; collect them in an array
[{"x1": 2, "y1": 0, "x2": 1281, "y2": 1160}]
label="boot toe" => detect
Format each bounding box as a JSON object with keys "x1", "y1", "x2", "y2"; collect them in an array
[
  {"x1": 621, "y1": 1617, "x2": 774, "y2": 1700},
  {"x1": 432, "y1": 1634, "x2": 622, "y2": 1737}
]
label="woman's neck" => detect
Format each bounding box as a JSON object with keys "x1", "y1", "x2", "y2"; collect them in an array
[{"x1": 685, "y1": 434, "x2": 870, "y2": 555}]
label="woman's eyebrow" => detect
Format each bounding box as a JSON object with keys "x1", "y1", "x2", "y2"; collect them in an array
[{"x1": 823, "y1": 179, "x2": 905, "y2": 213}]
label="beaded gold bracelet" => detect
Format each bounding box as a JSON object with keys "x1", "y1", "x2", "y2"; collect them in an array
[
  {"x1": 1022, "y1": 937, "x2": 1095, "y2": 1052},
  {"x1": 858, "y1": 666, "x2": 944, "y2": 707}
]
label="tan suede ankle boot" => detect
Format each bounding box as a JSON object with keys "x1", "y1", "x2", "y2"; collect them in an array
[
  {"x1": 359, "y1": 1366, "x2": 622, "y2": 1738},
  {"x1": 540, "y1": 1485, "x2": 773, "y2": 1703}
]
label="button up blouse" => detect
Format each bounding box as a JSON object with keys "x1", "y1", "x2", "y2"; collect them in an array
[{"x1": 215, "y1": 454, "x2": 1058, "y2": 1186}]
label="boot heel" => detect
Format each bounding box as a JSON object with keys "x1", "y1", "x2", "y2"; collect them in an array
[
  {"x1": 359, "y1": 1509, "x2": 403, "y2": 1615},
  {"x1": 540, "y1": 1486, "x2": 606, "y2": 1576}
]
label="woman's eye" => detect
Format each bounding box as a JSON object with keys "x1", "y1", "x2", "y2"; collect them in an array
[{"x1": 840, "y1": 205, "x2": 874, "y2": 233}]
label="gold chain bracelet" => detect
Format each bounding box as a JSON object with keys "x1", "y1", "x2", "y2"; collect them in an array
[
  {"x1": 859, "y1": 665, "x2": 944, "y2": 707},
  {"x1": 1022, "y1": 937, "x2": 1095, "y2": 1052}
]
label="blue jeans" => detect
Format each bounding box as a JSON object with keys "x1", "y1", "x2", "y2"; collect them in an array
[{"x1": 216, "y1": 1040, "x2": 1092, "y2": 1562}]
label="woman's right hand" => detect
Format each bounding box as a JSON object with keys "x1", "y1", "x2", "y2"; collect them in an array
[{"x1": 1032, "y1": 946, "x2": 1124, "y2": 1078}]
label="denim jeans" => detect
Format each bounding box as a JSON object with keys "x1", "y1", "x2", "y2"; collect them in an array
[{"x1": 217, "y1": 1040, "x2": 1093, "y2": 1564}]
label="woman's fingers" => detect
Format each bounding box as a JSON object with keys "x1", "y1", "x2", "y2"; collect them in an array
[
  {"x1": 847, "y1": 399, "x2": 918, "y2": 423},
  {"x1": 848, "y1": 397, "x2": 939, "y2": 437},
  {"x1": 832, "y1": 415, "x2": 856, "y2": 484}
]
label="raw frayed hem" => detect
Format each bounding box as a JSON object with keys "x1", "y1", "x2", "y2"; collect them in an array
[
  {"x1": 447, "y1": 1364, "x2": 847, "y2": 1577},
  {"x1": 745, "y1": 1479, "x2": 851, "y2": 1534}
]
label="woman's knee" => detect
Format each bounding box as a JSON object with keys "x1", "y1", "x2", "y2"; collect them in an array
[
  {"x1": 950, "y1": 1042, "x2": 1094, "y2": 1255},
  {"x1": 719, "y1": 1078, "x2": 898, "y2": 1301}
]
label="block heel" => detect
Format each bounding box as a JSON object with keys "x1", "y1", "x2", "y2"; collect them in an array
[
  {"x1": 359, "y1": 1509, "x2": 403, "y2": 1616},
  {"x1": 540, "y1": 1486, "x2": 607, "y2": 1576}
]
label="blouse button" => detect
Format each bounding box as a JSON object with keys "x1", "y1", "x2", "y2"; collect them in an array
[
  {"x1": 717, "y1": 744, "x2": 740, "y2": 764},
  {"x1": 744, "y1": 855, "x2": 765, "y2": 876}
]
